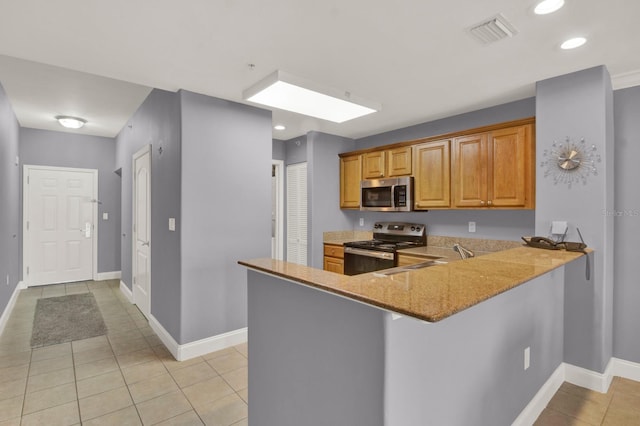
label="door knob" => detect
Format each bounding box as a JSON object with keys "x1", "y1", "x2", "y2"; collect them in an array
[{"x1": 142, "y1": 241, "x2": 150, "y2": 246}]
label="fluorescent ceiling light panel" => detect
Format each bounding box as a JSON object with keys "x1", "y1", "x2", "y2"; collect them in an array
[{"x1": 243, "y1": 71, "x2": 380, "y2": 123}]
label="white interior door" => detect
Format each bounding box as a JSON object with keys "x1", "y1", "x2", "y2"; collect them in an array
[
  {"x1": 133, "y1": 146, "x2": 151, "y2": 319},
  {"x1": 24, "y1": 166, "x2": 96, "y2": 286},
  {"x1": 286, "y1": 162, "x2": 307, "y2": 265}
]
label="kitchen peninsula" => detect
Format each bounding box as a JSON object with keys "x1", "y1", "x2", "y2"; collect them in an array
[{"x1": 240, "y1": 247, "x2": 590, "y2": 426}]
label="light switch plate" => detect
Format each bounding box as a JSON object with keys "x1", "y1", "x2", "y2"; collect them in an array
[
  {"x1": 468, "y1": 221, "x2": 476, "y2": 233},
  {"x1": 359, "y1": 218, "x2": 364, "y2": 226},
  {"x1": 169, "y1": 218, "x2": 176, "y2": 231},
  {"x1": 102, "y1": 212, "x2": 109, "y2": 220}
]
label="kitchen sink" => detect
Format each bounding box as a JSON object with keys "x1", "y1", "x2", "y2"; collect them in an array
[{"x1": 374, "y1": 259, "x2": 448, "y2": 277}]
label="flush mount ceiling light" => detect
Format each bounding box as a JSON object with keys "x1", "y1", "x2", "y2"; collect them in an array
[
  {"x1": 561, "y1": 36, "x2": 587, "y2": 50},
  {"x1": 274, "y1": 124, "x2": 286, "y2": 131},
  {"x1": 243, "y1": 70, "x2": 380, "y2": 123},
  {"x1": 534, "y1": 0, "x2": 565, "y2": 15},
  {"x1": 55, "y1": 115, "x2": 87, "y2": 129}
]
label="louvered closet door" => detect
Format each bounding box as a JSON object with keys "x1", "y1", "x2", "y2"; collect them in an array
[{"x1": 286, "y1": 162, "x2": 308, "y2": 265}]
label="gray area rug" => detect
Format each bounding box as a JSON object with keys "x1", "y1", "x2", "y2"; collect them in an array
[{"x1": 31, "y1": 293, "x2": 107, "y2": 348}]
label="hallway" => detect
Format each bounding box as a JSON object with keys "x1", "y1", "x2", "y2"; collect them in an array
[{"x1": 0, "y1": 280, "x2": 248, "y2": 425}]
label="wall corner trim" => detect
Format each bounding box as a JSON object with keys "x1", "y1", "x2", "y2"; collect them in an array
[
  {"x1": 0, "y1": 281, "x2": 27, "y2": 337},
  {"x1": 514, "y1": 358, "x2": 640, "y2": 424},
  {"x1": 96, "y1": 271, "x2": 122, "y2": 281},
  {"x1": 119, "y1": 280, "x2": 133, "y2": 303},
  {"x1": 148, "y1": 314, "x2": 247, "y2": 361}
]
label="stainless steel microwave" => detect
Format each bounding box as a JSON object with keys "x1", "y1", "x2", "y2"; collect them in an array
[{"x1": 360, "y1": 177, "x2": 413, "y2": 212}]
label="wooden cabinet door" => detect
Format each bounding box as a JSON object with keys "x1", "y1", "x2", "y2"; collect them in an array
[
  {"x1": 488, "y1": 125, "x2": 531, "y2": 208},
  {"x1": 362, "y1": 151, "x2": 385, "y2": 179},
  {"x1": 452, "y1": 134, "x2": 488, "y2": 207},
  {"x1": 323, "y1": 256, "x2": 344, "y2": 274},
  {"x1": 413, "y1": 140, "x2": 450, "y2": 209},
  {"x1": 388, "y1": 146, "x2": 412, "y2": 176},
  {"x1": 340, "y1": 155, "x2": 361, "y2": 209}
]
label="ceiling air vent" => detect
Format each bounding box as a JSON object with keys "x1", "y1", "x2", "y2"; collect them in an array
[{"x1": 468, "y1": 13, "x2": 518, "y2": 44}]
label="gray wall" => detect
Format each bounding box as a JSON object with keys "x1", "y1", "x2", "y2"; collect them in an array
[
  {"x1": 284, "y1": 135, "x2": 307, "y2": 165},
  {"x1": 272, "y1": 139, "x2": 285, "y2": 161},
  {"x1": 307, "y1": 131, "x2": 355, "y2": 268},
  {"x1": 19, "y1": 128, "x2": 121, "y2": 273},
  {"x1": 535, "y1": 66, "x2": 615, "y2": 373},
  {"x1": 179, "y1": 90, "x2": 272, "y2": 344},
  {"x1": 0, "y1": 82, "x2": 20, "y2": 315},
  {"x1": 248, "y1": 270, "x2": 385, "y2": 426},
  {"x1": 385, "y1": 269, "x2": 565, "y2": 425},
  {"x1": 613, "y1": 85, "x2": 640, "y2": 363},
  {"x1": 348, "y1": 97, "x2": 538, "y2": 241},
  {"x1": 115, "y1": 88, "x2": 182, "y2": 340}
]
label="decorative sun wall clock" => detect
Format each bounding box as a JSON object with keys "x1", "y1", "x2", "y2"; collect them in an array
[{"x1": 540, "y1": 137, "x2": 601, "y2": 188}]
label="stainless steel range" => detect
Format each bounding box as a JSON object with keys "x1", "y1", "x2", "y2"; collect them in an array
[{"x1": 343, "y1": 222, "x2": 426, "y2": 275}]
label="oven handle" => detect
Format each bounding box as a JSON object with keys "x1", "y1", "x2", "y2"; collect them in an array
[{"x1": 344, "y1": 247, "x2": 395, "y2": 260}]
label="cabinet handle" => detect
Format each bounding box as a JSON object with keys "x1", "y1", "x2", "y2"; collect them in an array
[
  {"x1": 480, "y1": 201, "x2": 485, "y2": 205},
  {"x1": 488, "y1": 200, "x2": 493, "y2": 205}
]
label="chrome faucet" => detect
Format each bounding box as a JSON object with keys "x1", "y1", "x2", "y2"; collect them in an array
[{"x1": 453, "y1": 243, "x2": 475, "y2": 260}]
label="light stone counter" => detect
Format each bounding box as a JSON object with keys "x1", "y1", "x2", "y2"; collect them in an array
[{"x1": 239, "y1": 246, "x2": 589, "y2": 322}]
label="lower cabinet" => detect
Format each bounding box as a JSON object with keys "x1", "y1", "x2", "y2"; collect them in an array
[{"x1": 323, "y1": 244, "x2": 344, "y2": 274}]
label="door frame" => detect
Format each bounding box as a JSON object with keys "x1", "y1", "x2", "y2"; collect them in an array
[
  {"x1": 272, "y1": 159, "x2": 284, "y2": 260},
  {"x1": 22, "y1": 164, "x2": 99, "y2": 287},
  {"x1": 132, "y1": 145, "x2": 151, "y2": 315}
]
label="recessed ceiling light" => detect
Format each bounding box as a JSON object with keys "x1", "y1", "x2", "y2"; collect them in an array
[
  {"x1": 56, "y1": 115, "x2": 87, "y2": 129},
  {"x1": 274, "y1": 124, "x2": 286, "y2": 131},
  {"x1": 243, "y1": 70, "x2": 380, "y2": 123},
  {"x1": 534, "y1": 0, "x2": 565, "y2": 15},
  {"x1": 561, "y1": 37, "x2": 587, "y2": 50}
]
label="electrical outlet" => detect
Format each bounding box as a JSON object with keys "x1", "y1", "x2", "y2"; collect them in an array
[
  {"x1": 6, "y1": 274, "x2": 9, "y2": 286},
  {"x1": 169, "y1": 218, "x2": 176, "y2": 231},
  {"x1": 359, "y1": 218, "x2": 364, "y2": 227},
  {"x1": 524, "y1": 347, "x2": 530, "y2": 370},
  {"x1": 468, "y1": 221, "x2": 476, "y2": 233}
]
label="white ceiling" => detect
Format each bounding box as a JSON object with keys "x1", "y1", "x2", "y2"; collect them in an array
[{"x1": 0, "y1": 0, "x2": 639, "y2": 140}]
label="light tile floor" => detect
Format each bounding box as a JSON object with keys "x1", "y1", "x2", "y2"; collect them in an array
[
  {"x1": 0, "y1": 280, "x2": 248, "y2": 425},
  {"x1": 535, "y1": 378, "x2": 640, "y2": 425}
]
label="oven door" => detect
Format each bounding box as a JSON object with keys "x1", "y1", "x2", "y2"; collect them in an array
[{"x1": 344, "y1": 247, "x2": 395, "y2": 276}]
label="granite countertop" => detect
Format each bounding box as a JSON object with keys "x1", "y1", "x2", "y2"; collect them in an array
[{"x1": 239, "y1": 246, "x2": 589, "y2": 322}]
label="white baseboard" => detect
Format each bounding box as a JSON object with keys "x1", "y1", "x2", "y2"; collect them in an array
[
  {"x1": 148, "y1": 314, "x2": 180, "y2": 360},
  {"x1": 95, "y1": 271, "x2": 121, "y2": 281},
  {"x1": 148, "y1": 314, "x2": 247, "y2": 362},
  {"x1": 564, "y1": 359, "x2": 614, "y2": 393},
  {"x1": 119, "y1": 280, "x2": 133, "y2": 303},
  {"x1": 512, "y1": 363, "x2": 565, "y2": 426},
  {"x1": 514, "y1": 358, "x2": 640, "y2": 425},
  {"x1": 178, "y1": 327, "x2": 247, "y2": 361},
  {"x1": 0, "y1": 281, "x2": 27, "y2": 337},
  {"x1": 610, "y1": 357, "x2": 640, "y2": 383}
]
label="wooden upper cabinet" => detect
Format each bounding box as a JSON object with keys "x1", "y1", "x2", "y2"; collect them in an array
[
  {"x1": 362, "y1": 151, "x2": 386, "y2": 179},
  {"x1": 413, "y1": 140, "x2": 450, "y2": 209},
  {"x1": 340, "y1": 154, "x2": 362, "y2": 209},
  {"x1": 339, "y1": 118, "x2": 535, "y2": 211},
  {"x1": 452, "y1": 124, "x2": 534, "y2": 209},
  {"x1": 489, "y1": 125, "x2": 532, "y2": 208},
  {"x1": 388, "y1": 146, "x2": 412, "y2": 176},
  {"x1": 452, "y1": 133, "x2": 488, "y2": 207}
]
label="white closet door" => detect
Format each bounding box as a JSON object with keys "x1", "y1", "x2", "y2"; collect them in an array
[{"x1": 286, "y1": 162, "x2": 308, "y2": 265}]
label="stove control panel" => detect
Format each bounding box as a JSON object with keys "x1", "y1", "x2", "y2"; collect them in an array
[{"x1": 373, "y1": 222, "x2": 426, "y2": 237}]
